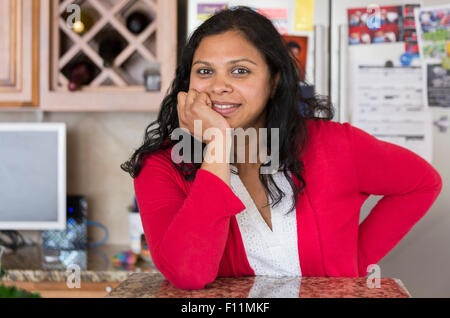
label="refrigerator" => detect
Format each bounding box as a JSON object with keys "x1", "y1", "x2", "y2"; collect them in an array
[
  {"x1": 185, "y1": 0, "x2": 450, "y2": 297},
  {"x1": 330, "y1": 0, "x2": 450, "y2": 298}
]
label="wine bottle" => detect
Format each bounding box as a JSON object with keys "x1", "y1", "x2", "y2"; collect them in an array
[
  {"x1": 68, "y1": 62, "x2": 93, "y2": 91},
  {"x1": 98, "y1": 32, "x2": 124, "y2": 67},
  {"x1": 72, "y1": 8, "x2": 95, "y2": 35},
  {"x1": 126, "y1": 11, "x2": 150, "y2": 34}
]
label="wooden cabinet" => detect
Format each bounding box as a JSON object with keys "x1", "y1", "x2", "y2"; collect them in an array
[
  {"x1": 0, "y1": 0, "x2": 177, "y2": 111},
  {"x1": 0, "y1": 0, "x2": 39, "y2": 108},
  {"x1": 2, "y1": 281, "x2": 120, "y2": 298},
  {"x1": 39, "y1": 0, "x2": 177, "y2": 111}
]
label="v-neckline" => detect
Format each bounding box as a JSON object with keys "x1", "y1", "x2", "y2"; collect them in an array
[{"x1": 230, "y1": 170, "x2": 274, "y2": 234}]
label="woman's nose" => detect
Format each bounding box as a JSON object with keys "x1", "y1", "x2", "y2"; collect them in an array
[{"x1": 211, "y1": 74, "x2": 232, "y2": 94}]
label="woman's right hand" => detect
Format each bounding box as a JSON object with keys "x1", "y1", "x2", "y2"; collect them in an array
[{"x1": 177, "y1": 89, "x2": 230, "y2": 144}]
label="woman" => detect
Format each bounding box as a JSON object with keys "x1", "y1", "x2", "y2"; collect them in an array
[{"x1": 121, "y1": 7, "x2": 442, "y2": 290}]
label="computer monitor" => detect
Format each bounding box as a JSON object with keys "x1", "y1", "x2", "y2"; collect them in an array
[{"x1": 0, "y1": 123, "x2": 66, "y2": 230}]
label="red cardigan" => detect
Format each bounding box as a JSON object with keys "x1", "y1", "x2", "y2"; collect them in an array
[{"x1": 134, "y1": 119, "x2": 443, "y2": 290}]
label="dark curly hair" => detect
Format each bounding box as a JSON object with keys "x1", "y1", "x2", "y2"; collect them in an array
[{"x1": 121, "y1": 6, "x2": 334, "y2": 213}]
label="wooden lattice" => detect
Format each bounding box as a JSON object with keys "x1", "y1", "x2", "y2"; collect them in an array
[
  {"x1": 40, "y1": 0, "x2": 176, "y2": 111},
  {"x1": 54, "y1": 0, "x2": 159, "y2": 90}
]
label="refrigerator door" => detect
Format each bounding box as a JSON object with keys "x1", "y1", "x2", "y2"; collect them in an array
[{"x1": 330, "y1": 0, "x2": 450, "y2": 298}]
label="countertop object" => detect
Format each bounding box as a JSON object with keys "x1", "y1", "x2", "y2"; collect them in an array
[
  {"x1": 105, "y1": 273, "x2": 412, "y2": 298},
  {"x1": 1, "y1": 244, "x2": 158, "y2": 283}
]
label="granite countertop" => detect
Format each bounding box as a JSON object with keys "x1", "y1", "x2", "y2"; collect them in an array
[
  {"x1": 105, "y1": 273, "x2": 412, "y2": 298},
  {"x1": 1, "y1": 244, "x2": 159, "y2": 283}
]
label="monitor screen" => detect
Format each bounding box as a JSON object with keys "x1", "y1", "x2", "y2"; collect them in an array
[{"x1": 0, "y1": 123, "x2": 66, "y2": 230}]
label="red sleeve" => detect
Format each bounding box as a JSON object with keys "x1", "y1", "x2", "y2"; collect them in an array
[
  {"x1": 134, "y1": 152, "x2": 246, "y2": 290},
  {"x1": 348, "y1": 124, "x2": 443, "y2": 276}
]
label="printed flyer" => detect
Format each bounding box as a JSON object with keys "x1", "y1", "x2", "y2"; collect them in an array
[
  {"x1": 347, "y1": 5, "x2": 402, "y2": 45},
  {"x1": 415, "y1": 5, "x2": 450, "y2": 61},
  {"x1": 415, "y1": 4, "x2": 450, "y2": 107}
]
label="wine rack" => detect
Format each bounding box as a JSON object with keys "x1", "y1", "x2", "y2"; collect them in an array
[{"x1": 39, "y1": 0, "x2": 177, "y2": 111}]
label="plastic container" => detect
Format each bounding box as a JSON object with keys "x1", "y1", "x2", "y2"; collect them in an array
[{"x1": 128, "y1": 212, "x2": 144, "y2": 254}]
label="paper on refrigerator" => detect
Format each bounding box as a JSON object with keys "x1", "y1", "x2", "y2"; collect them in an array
[
  {"x1": 414, "y1": 4, "x2": 450, "y2": 108},
  {"x1": 352, "y1": 63, "x2": 433, "y2": 163},
  {"x1": 294, "y1": 0, "x2": 315, "y2": 31}
]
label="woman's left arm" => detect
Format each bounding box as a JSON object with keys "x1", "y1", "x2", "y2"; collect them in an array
[{"x1": 348, "y1": 124, "x2": 443, "y2": 277}]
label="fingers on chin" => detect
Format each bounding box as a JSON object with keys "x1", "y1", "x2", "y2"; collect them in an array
[{"x1": 177, "y1": 92, "x2": 187, "y2": 106}]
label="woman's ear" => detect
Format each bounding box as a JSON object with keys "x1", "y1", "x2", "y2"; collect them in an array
[{"x1": 270, "y1": 73, "x2": 280, "y2": 98}]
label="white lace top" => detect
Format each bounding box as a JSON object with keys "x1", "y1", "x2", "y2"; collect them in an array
[
  {"x1": 248, "y1": 276, "x2": 302, "y2": 298},
  {"x1": 229, "y1": 165, "x2": 302, "y2": 278}
]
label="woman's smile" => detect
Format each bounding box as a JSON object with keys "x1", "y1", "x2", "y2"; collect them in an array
[{"x1": 212, "y1": 101, "x2": 242, "y2": 116}]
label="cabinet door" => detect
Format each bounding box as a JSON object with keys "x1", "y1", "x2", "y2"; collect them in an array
[
  {"x1": 0, "y1": 0, "x2": 38, "y2": 107},
  {"x1": 39, "y1": 0, "x2": 177, "y2": 111}
]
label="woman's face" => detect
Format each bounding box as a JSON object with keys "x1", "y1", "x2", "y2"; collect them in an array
[{"x1": 189, "y1": 30, "x2": 278, "y2": 130}]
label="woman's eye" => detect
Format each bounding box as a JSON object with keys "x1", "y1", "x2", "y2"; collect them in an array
[
  {"x1": 197, "y1": 69, "x2": 212, "y2": 75},
  {"x1": 232, "y1": 68, "x2": 250, "y2": 75}
]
